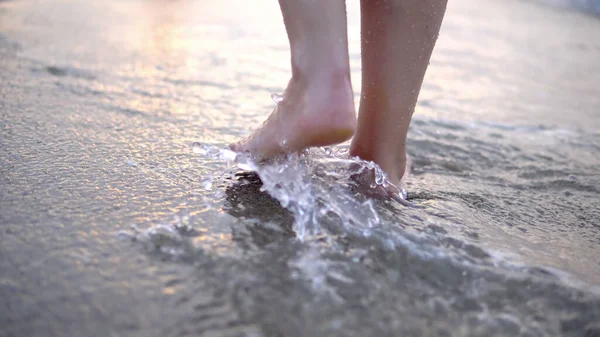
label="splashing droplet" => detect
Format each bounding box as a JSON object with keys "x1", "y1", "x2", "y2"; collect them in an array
[
  {"x1": 192, "y1": 142, "x2": 205, "y2": 155},
  {"x1": 191, "y1": 143, "x2": 234, "y2": 160},
  {"x1": 201, "y1": 179, "x2": 213, "y2": 190},
  {"x1": 399, "y1": 188, "x2": 408, "y2": 200},
  {"x1": 236, "y1": 154, "x2": 257, "y2": 171},
  {"x1": 374, "y1": 168, "x2": 385, "y2": 185},
  {"x1": 220, "y1": 149, "x2": 237, "y2": 162},
  {"x1": 271, "y1": 93, "x2": 284, "y2": 103}
]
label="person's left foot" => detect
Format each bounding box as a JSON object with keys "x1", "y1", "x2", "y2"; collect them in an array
[{"x1": 230, "y1": 71, "x2": 356, "y2": 159}]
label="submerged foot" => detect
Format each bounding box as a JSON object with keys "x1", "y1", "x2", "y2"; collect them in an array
[
  {"x1": 352, "y1": 158, "x2": 412, "y2": 203},
  {"x1": 230, "y1": 72, "x2": 356, "y2": 159},
  {"x1": 349, "y1": 141, "x2": 411, "y2": 201}
]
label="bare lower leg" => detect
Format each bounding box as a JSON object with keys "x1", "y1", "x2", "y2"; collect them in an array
[
  {"x1": 231, "y1": 0, "x2": 356, "y2": 159},
  {"x1": 350, "y1": 0, "x2": 447, "y2": 189}
]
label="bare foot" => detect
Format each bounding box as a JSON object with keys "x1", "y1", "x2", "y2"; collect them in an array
[
  {"x1": 230, "y1": 72, "x2": 356, "y2": 159},
  {"x1": 350, "y1": 158, "x2": 420, "y2": 207},
  {"x1": 350, "y1": 137, "x2": 410, "y2": 194}
]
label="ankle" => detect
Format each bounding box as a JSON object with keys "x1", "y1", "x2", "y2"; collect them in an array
[{"x1": 291, "y1": 65, "x2": 351, "y2": 87}]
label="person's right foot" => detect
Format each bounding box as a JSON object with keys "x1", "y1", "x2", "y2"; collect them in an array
[
  {"x1": 349, "y1": 135, "x2": 409, "y2": 198},
  {"x1": 230, "y1": 71, "x2": 356, "y2": 159}
]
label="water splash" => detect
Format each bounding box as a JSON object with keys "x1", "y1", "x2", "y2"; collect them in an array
[
  {"x1": 192, "y1": 142, "x2": 236, "y2": 161},
  {"x1": 271, "y1": 93, "x2": 284, "y2": 103},
  {"x1": 193, "y1": 143, "x2": 405, "y2": 240},
  {"x1": 201, "y1": 179, "x2": 213, "y2": 190}
]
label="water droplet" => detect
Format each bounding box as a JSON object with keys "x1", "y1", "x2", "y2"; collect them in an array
[
  {"x1": 236, "y1": 155, "x2": 257, "y2": 171},
  {"x1": 324, "y1": 147, "x2": 332, "y2": 156},
  {"x1": 192, "y1": 142, "x2": 205, "y2": 155},
  {"x1": 271, "y1": 93, "x2": 284, "y2": 103},
  {"x1": 399, "y1": 188, "x2": 408, "y2": 200},
  {"x1": 202, "y1": 179, "x2": 213, "y2": 190},
  {"x1": 374, "y1": 168, "x2": 385, "y2": 185},
  {"x1": 220, "y1": 149, "x2": 237, "y2": 162},
  {"x1": 238, "y1": 162, "x2": 254, "y2": 171},
  {"x1": 279, "y1": 193, "x2": 290, "y2": 207}
]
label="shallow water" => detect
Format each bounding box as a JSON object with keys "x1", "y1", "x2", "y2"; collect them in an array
[{"x1": 1, "y1": 0, "x2": 600, "y2": 336}]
